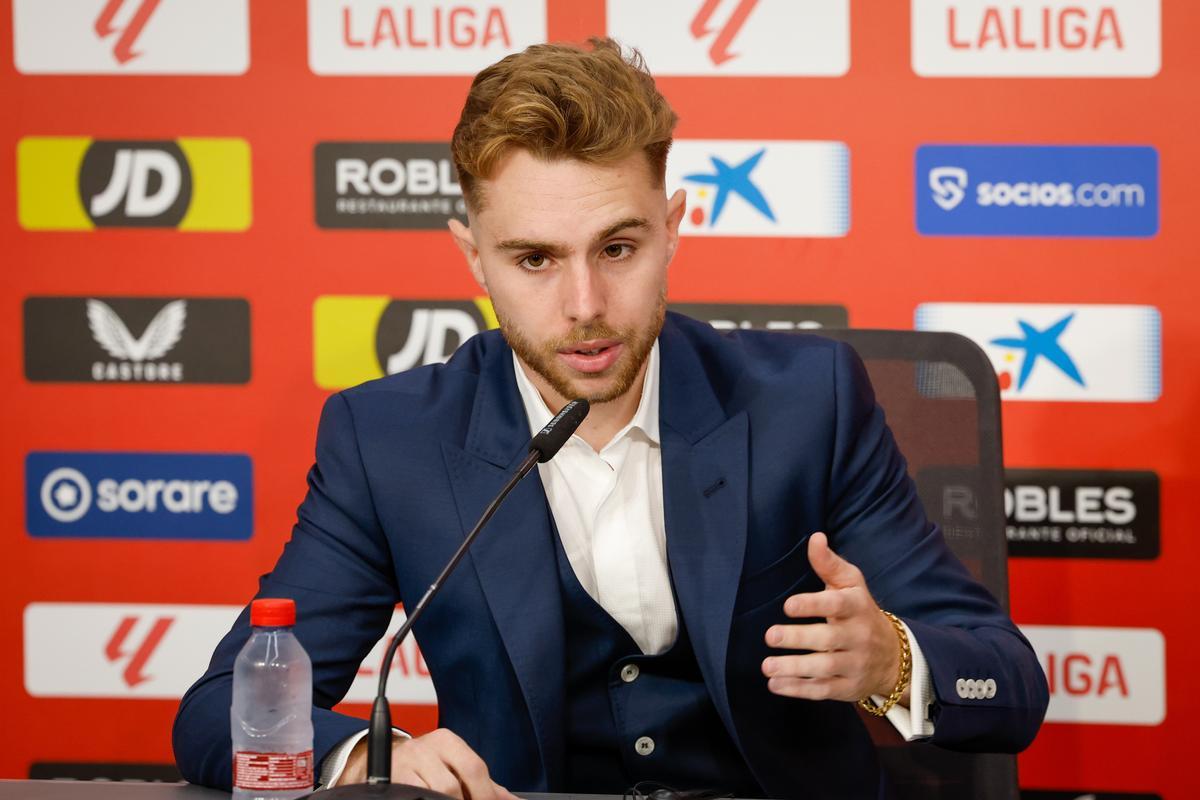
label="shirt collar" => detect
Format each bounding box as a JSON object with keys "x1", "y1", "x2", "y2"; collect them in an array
[{"x1": 512, "y1": 340, "x2": 661, "y2": 451}]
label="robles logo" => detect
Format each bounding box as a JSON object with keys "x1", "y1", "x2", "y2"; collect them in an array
[
  {"x1": 26, "y1": 452, "x2": 252, "y2": 540},
  {"x1": 314, "y1": 142, "x2": 466, "y2": 229},
  {"x1": 17, "y1": 137, "x2": 251, "y2": 231}
]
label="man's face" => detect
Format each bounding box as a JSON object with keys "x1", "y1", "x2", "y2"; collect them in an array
[{"x1": 449, "y1": 149, "x2": 686, "y2": 405}]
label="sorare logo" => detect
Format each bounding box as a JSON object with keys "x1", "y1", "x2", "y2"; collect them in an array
[
  {"x1": 670, "y1": 303, "x2": 849, "y2": 331},
  {"x1": 24, "y1": 296, "x2": 251, "y2": 384},
  {"x1": 606, "y1": 0, "x2": 849, "y2": 76},
  {"x1": 916, "y1": 145, "x2": 1158, "y2": 237},
  {"x1": 13, "y1": 0, "x2": 250, "y2": 75},
  {"x1": 912, "y1": 0, "x2": 1161, "y2": 78},
  {"x1": 667, "y1": 140, "x2": 850, "y2": 237},
  {"x1": 18, "y1": 137, "x2": 251, "y2": 231},
  {"x1": 308, "y1": 0, "x2": 545, "y2": 75},
  {"x1": 313, "y1": 296, "x2": 498, "y2": 390},
  {"x1": 314, "y1": 142, "x2": 466, "y2": 229},
  {"x1": 26, "y1": 452, "x2": 253, "y2": 540},
  {"x1": 915, "y1": 303, "x2": 1161, "y2": 402}
]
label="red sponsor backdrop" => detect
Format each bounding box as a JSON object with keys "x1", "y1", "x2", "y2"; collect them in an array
[{"x1": 3, "y1": 1, "x2": 1197, "y2": 796}]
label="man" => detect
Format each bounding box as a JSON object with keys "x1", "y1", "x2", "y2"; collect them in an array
[{"x1": 175, "y1": 39, "x2": 1048, "y2": 798}]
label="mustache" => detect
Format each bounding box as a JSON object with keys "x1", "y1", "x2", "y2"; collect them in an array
[{"x1": 544, "y1": 323, "x2": 626, "y2": 350}]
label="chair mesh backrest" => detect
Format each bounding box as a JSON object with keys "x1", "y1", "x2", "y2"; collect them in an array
[{"x1": 811, "y1": 329, "x2": 1018, "y2": 800}]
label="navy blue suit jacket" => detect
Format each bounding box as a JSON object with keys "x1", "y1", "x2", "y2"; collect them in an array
[{"x1": 174, "y1": 312, "x2": 1048, "y2": 797}]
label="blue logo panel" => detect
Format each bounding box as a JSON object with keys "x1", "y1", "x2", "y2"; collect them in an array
[
  {"x1": 26, "y1": 452, "x2": 253, "y2": 540},
  {"x1": 916, "y1": 145, "x2": 1159, "y2": 238}
]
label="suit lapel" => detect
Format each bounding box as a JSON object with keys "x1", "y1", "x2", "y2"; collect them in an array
[
  {"x1": 658, "y1": 318, "x2": 749, "y2": 738},
  {"x1": 441, "y1": 343, "x2": 565, "y2": 790}
]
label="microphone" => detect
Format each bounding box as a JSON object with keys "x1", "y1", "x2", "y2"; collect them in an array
[{"x1": 310, "y1": 399, "x2": 589, "y2": 799}]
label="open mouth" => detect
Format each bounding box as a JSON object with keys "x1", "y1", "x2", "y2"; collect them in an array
[{"x1": 557, "y1": 339, "x2": 623, "y2": 374}]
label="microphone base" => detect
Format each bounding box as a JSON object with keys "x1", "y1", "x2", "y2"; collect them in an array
[{"x1": 299, "y1": 783, "x2": 459, "y2": 800}]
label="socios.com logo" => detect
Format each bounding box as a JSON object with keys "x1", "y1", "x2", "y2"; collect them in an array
[
  {"x1": 27, "y1": 452, "x2": 252, "y2": 539},
  {"x1": 916, "y1": 145, "x2": 1158, "y2": 237},
  {"x1": 17, "y1": 137, "x2": 251, "y2": 231},
  {"x1": 313, "y1": 296, "x2": 499, "y2": 390}
]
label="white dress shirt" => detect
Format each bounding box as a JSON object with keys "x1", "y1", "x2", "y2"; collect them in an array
[{"x1": 322, "y1": 338, "x2": 934, "y2": 787}]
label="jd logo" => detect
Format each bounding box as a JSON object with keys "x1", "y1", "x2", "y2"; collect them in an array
[
  {"x1": 313, "y1": 296, "x2": 498, "y2": 390},
  {"x1": 80, "y1": 141, "x2": 192, "y2": 227},
  {"x1": 105, "y1": 615, "x2": 173, "y2": 688},
  {"x1": 378, "y1": 305, "x2": 482, "y2": 374}
]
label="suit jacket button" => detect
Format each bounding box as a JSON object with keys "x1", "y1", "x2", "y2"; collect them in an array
[
  {"x1": 955, "y1": 678, "x2": 968, "y2": 699},
  {"x1": 634, "y1": 736, "x2": 655, "y2": 756},
  {"x1": 985, "y1": 678, "x2": 997, "y2": 699},
  {"x1": 620, "y1": 664, "x2": 640, "y2": 683}
]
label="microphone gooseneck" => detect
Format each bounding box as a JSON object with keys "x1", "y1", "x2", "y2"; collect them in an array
[{"x1": 361, "y1": 399, "x2": 590, "y2": 787}]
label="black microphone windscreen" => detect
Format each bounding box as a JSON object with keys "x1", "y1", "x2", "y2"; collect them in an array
[{"x1": 529, "y1": 399, "x2": 590, "y2": 462}]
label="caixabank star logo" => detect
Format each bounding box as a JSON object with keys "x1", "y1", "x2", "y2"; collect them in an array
[
  {"x1": 17, "y1": 137, "x2": 251, "y2": 231},
  {"x1": 314, "y1": 296, "x2": 498, "y2": 390}
]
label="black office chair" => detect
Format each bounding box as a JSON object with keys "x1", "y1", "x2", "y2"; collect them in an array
[{"x1": 816, "y1": 328, "x2": 1019, "y2": 800}]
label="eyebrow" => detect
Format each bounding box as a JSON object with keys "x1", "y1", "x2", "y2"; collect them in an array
[{"x1": 494, "y1": 216, "x2": 650, "y2": 257}]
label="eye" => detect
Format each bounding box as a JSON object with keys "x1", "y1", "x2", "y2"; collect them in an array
[
  {"x1": 519, "y1": 253, "x2": 547, "y2": 271},
  {"x1": 602, "y1": 243, "x2": 633, "y2": 260}
]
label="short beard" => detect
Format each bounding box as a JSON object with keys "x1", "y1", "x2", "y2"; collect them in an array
[{"x1": 497, "y1": 293, "x2": 666, "y2": 405}]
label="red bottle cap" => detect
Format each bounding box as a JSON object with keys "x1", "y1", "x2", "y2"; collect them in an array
[{"x1": 250, "y1": 598, "x2": 296, "y2": 627}]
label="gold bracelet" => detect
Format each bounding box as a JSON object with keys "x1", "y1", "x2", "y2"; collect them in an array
[{"x1": 858, "y1": 610, "x2": 912, "y2": 717}]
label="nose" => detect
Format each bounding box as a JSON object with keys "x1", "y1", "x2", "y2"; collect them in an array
[{"x1": 561, "y1": 260, "x2": 605, "y2": 326}]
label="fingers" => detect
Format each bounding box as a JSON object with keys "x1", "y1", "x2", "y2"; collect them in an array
[
  {"x1": 807, "y1": 531, "x2": 864, "y2": 590},
  {"x1": 393, "y1": 729, "x2": 517, "y2": 800},
  {"x1": 782, "y1": 586, "x2": 866, "y2": 620},
  {"x1": 766, "y1": 675, "x2": 855, "y2": 701},
  {"x1": 761, "y1": 651, "x2": 850, "y2": 681},
  {"x1": 765, "y1": 622, "x2": 847, "y2": 652}
]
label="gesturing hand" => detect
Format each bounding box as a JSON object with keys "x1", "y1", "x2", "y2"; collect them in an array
[{"x1": 761, "y1": 532, "x2": 907, "y2": 707}]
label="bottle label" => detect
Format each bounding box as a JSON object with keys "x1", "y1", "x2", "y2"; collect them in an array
[{"x1": 233, "y1": 749, "x2": 314, "y2": 791}]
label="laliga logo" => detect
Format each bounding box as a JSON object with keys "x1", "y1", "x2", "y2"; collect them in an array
[
  {"x1": 690, "y1": 0, "x2": 759, "y2": 66},
  {"x1": 930, "y1": 166, "x2": 968, "y2": 211},
  {"x1": 106, "y1": 615, "x2": 174, "y2": 688},
  {"x1": 94, "y1": 0, "x2": 162, "y2": 65}
]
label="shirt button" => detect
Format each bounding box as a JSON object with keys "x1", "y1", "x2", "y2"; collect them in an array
[
  {"x1": 620, "y1": 664, "x2": 640, "y2": 683},
  {"x1": 634, "y1": 736, "x2": 655, "y2": 756}
]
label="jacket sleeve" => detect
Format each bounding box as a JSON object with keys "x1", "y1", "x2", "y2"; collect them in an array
[
  {"x1": 173, "y1": 392, "x2": 402, "y2": 790},
  {"x1": 823, "y1": 341, "x2": 1049, "y2": 752}
]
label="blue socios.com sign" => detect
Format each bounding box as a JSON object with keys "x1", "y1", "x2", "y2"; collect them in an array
[
  {"x1": 916, "y1": 145, "x2": 1158, "y2": 238},
  {"x1": 26, "y1": 452, "x2": 253, "y2": 539}
]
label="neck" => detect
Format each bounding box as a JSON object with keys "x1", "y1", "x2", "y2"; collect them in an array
[{"x1": 518, "y1": 357, "x2": 650, "y2": 452}]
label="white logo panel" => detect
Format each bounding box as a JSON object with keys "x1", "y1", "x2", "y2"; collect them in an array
[
  {"x1": 1021, "y1": 625, "x2": 1165, "y2": 725},
  {"x1": 13, "y1": 0, "x2": 250, "y2": 75},
  {"x1": 912, "y1": 0, "x2": 1161, "y2": 77},
  {"x1": 666, "y1": 140, "x2": 849, "y2": 238},
  {"x1": 24, "y1": 603, "x2": 436, "y2": 704},
  {"x1": 915, "y1": 303, "x2": 1161, "y2": 402},
  {"x1": 607, "y1": 0, "x2": 849, "y2": 76},
  {"x1": 308, "y1": 0, "x2": 546, "y2": 75}
]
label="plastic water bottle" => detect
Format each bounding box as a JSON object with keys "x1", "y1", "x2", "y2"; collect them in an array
[{"x1": 232, "y1": 598, "x2": 315, "y2": 799}]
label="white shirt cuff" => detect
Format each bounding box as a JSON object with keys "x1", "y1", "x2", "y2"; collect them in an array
[
  {"x1": 317, "y1": 728, "x2": 411, "y2": 790},
  {"x1": 869, "y1": 620, "x2": 935, "y2": 741}
]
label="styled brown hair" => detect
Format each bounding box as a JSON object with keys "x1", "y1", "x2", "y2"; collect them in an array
[{"x1": 451, "y1": 37, "x2": 678, "y2": 208}]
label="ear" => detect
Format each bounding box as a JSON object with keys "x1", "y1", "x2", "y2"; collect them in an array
[
  {"x1": 664, "y1": 188, "x2": 687, "y2": 264},
  {"x1": 447, "y1": 218, "x2": 486, "y2": 290}
]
